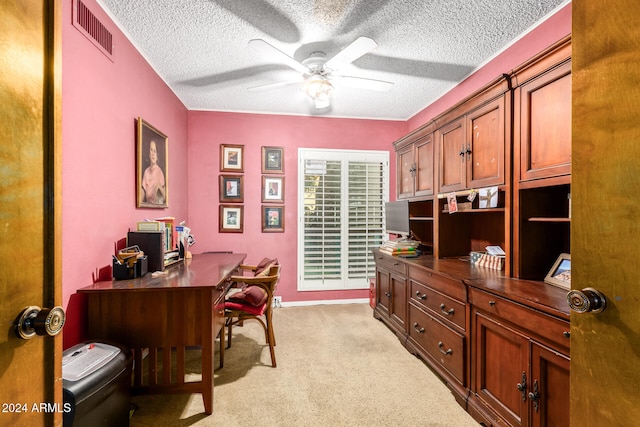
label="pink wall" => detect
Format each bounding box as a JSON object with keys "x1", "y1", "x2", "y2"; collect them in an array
[
  {"x1": 408, "y1": 3, "x2": 572, "y2": 131},
  {"x1": 187, "y1": 111, "x2": 405, "y2": 303},
  {"x1": 61, "y1": 0, "x2": 189, "y2": 347},
  {"x1": 60, "y1": 0, "x2": 571, "y2": 347}
]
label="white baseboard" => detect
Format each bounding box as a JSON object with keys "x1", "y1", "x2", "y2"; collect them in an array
[{"x1": 277, "y1": 298, "x2": 369, "y2": 308}]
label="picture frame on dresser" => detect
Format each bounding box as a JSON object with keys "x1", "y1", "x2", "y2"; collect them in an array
[
  {"x1": 544, "y1": 253, "x2": 571, "y2": 289},
  {"x1": 137, "y1": 117, "x2": 169, "y2": 208}
]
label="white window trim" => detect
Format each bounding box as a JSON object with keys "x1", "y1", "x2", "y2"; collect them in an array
[{"x1": 297, "y1": 148, "x2": 389, "y2": 291}]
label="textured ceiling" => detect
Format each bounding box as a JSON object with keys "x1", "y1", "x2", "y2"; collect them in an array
[{"x1": 97, "y1": 0, "x2": 569, "y2": 120}]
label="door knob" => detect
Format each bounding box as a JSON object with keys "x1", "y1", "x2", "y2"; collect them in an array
[
  {"x1": 567, "y1": 288, "x2": 606, "y2": 314},
  {"x1": 14, "y1": 306, "x2": 66, "y2": 339}
]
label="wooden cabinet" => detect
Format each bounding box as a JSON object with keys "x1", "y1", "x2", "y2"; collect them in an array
[
  {"x1": 512, "y1": 36, "x2": 572, "y2": 279},
  {"x1": 437, "y1": 76, "x2": 510, "y2": 193},
  {"x1": 513, "y1": 37, "x2": 572, "y2": 182},
  {"x1": 395, "y1": 122, "x2": 435, "y2": 199},
  {"x1": 468, "y1": 286, "x2": 570, "y2": 427},
  {"x1": 405, "y1": 265, "x2": 468, "y2": 404},
  {"x1": 373, "y1": 250, "x2": 408, "y2": 340}
]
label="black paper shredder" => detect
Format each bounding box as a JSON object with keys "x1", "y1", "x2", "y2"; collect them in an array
[{"x1": 62, "y1": 341, "x2": 132, "y2": 426}]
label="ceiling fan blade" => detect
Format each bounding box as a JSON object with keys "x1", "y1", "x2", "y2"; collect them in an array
[
  {"x1": 249, "y1": 39, "x2": 309, "y2": 74},
  {"x1": 332, "y1": 75, "x2": 394, "y2": 92},
  {"x1": 247, "y1": 79, "x2": 302, "y2": 92},
  {"x1": 324, "y1": 37, "x2": 378, "y2": 69}
]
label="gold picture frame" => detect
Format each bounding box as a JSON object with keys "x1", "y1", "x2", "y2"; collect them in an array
[{"x1": 137, "y1": 118, "x2": 168, "y2": 208}]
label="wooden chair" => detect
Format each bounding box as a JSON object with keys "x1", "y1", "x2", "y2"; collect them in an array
[{"x1": 219, "y1": 261, "x2": 280, "y2": 368}]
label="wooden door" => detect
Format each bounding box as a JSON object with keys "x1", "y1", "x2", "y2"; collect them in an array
[
  {"x1": 375, "y1": 267, "x2": 391, "y2": 317},
  {"x1": 389, "y1": 272, "x2": 407, "y2": 331},
  {"x1": 530, "y1": 342, "x2": 569, "y2": 427},
  {"x1": 0, "y1": 1, "x2": 63, "y2": 426},
  {"x1": 473, "y1": 311, "x2": 529, "y2": 427},
  {"x1": 414, "y1": 134, "x2": 434, "y2": 197},
  {"x1": 571, "y1": 2, "x2": 640, "y2": 426},
  {"x1": 396, "y1": 143, "x2": 415, "y2": 199},
  {"x1": 466, "y1": 97, "x2": 505, "y2": 188},
  {"x1": 438, "y1": 117, "x2": 466, "y2": 193}
]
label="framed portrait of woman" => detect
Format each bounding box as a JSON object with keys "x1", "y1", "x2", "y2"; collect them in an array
[{"x1": 137, "y1": 118, "x2": 169, "y2": 208}]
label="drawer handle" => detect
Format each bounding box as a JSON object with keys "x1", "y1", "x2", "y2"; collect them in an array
[
  {"x1": 438, "y1": 341, "x2": 452, "y2": 356},
  {"x1": 488, "y1": 300, "x2": 496, "y2": 306},
  {"x1": 413, "y1": 323, "x2": 425, "y2": 334},
  {"x1": 440, "y1": 303, "x2": 454, "y2": 316},
  {"x1": 393, "y1": 262, "x2": 400, "y2": 267},
  {"x1": 415, "y1": 291, "x2": 427, "y2": 300},
  {"x1": 563, "y1": 331, "x2": 570, "y2": 338}
]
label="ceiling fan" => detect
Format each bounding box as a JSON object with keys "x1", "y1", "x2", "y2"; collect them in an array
[{"x1": 247, "y1": 37, "x2": 394, "y2": 109}]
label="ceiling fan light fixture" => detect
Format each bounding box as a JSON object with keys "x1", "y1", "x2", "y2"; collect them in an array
[{"x1": 303, "y1": 74, "x2": 333, "y2": 103}]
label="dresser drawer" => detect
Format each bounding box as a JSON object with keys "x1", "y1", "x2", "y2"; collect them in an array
[
  {"x1": 469, "y1": 287, "x2": 570, "y2": 352},
  {"x1": 408, "y1": 303, "x2": 465, "y2": 385},
  {"x1": 375, "y1": 253, "x2": 407, "y2": 275},
  {"x1": 408, "y1": 265, "x2": 466, "y2": 301},
  {"x1": 410, "y1": 280, "x2": 466, "y2": 332}
]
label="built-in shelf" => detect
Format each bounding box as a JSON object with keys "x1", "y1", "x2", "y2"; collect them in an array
[
  {"x1": 442, "y1": 208, "x2": 505, "y2": 214},
  {"x1": 528, "y1": 217, "x2": 571, "y2": 222},
  {"x1": 410, "y1": 216, "x2": 434, "y2": 221}
]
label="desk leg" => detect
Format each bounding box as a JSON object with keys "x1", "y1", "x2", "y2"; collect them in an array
[{"x1": 202, "y1": 292, "x2": 214, "y2": 415}]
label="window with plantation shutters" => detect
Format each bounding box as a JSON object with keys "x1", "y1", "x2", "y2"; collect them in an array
[{"x1": 298, "y1": 149, "x2": 389, "y2": 291}]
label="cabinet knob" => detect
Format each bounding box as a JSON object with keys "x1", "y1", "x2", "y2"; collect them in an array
[
  {"x1": 488, "y1": 300, "x2": 496, "y2": 306},
  {"x1": 567, "y1": 287, "x2": 606, "y2": 314}
]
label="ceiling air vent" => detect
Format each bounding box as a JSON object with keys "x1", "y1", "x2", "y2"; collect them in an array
[{"x1": 72, "y1": 0, "x2": 114, "y2": 61}]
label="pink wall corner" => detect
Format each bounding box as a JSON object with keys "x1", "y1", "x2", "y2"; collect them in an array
[
  {"x1": 186, "y1": 111, "x2": 406, "y2": 304},
  {"x1": 61, "y1": 0, "x2": 189, "y2": 347},
  {"x1": 407, "y1": 2, "x2": 572, "y2": 130}
]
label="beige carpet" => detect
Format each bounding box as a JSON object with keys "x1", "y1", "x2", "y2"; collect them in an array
[{"x1": 129, "y1": 303, "x2": 479, "y2": 426}]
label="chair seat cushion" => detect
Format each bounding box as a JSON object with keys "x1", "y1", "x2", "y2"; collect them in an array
[
  {"x1": 227, "y1": 285, "x2": 268, "y2": 307},
  {"x1": 225, "y1": 300, "x2": 267, "y2": 316}
]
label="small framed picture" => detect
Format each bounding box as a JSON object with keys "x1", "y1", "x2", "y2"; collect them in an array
[
  {"x1": 220, "y1": 144, "x2": 244, "y2": 172},
  {"x1": 262, "y1": 205, "x2": 284, "y2": 232},
  {"x1": 261, "y1": 146, "x2": 284, "y2": 174},
  {"x1": 219, "y1": 175, "x2": 243, "y2": 203},
  {"x1": 544, "y1": 253, "x2": 571, "y2": 290},
  {"x1": 262, "y1": 176, "x2": 284, "y2": 203},
  {"x1": 219, "y1": 205, "x2": 243, "y2": 233}
]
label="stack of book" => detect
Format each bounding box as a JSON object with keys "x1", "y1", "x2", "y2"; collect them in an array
[{"x1": 379, "y1": 239, "x2": 420, "y2": 257}]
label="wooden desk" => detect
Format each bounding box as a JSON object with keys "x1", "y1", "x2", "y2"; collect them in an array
[{"x1": 78, "y1": 252, "x2": 246, "y2": 414}]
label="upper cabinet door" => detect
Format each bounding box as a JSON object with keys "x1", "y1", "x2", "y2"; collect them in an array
[
  {"x1": 414, "y1": 133, "x2": 434, "y2": 197},
  {"x1": 438, "y1": 117, "x2": 466, "y2": 193},
  {"x1": 466, "y1": 97, "x2": 506, "y2": 189},
  {"x1": 516, "y1": 61, "x2": 572, "y2": 181},
  {"x1": 396, "y1": 143, "x2": 415, "y2": 199}
]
